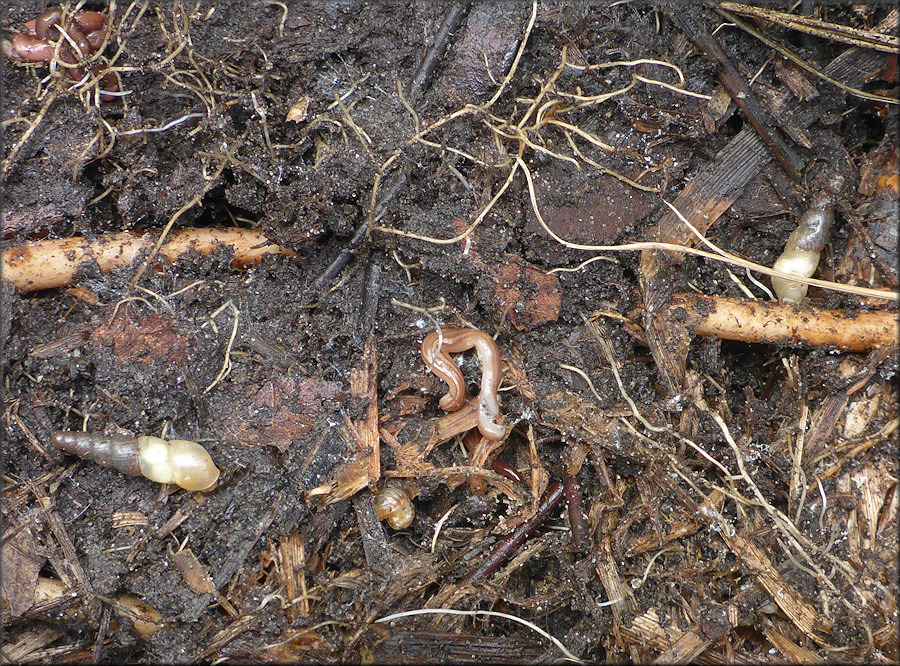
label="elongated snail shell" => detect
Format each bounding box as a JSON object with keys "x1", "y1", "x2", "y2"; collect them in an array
[
  {"x1": 50, "y1": 431, "x2": 220, "y2": 492},
  {"x1": 771, "y1": 194, "x2": 835, "y2": 304},
  {"x1": 374, "y1": 486, "x2": 414, "y2": 530}
]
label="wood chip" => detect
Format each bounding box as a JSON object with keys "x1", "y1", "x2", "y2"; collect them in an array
[
  {"x1": 172, "y1": 547, "x2": 216, "y2": 595},
  {"x1": 111, "y1": 511, "x2": 149, "y2": 528},
  {"x1": 286, "y1": 95, "x2": 310, "y2": 123},
  {"x1": 1, "y1": 526, "x2": 44, "y2": 618},
  {"x1": 722, "y1": 531, "x2": 828, "y2": 645},
  {"x1": 278, "y1": 533, "x2": 309, "y2": 618},
  {"x1": 350, "y1": 335, "x2": 380, "y2": 483}
]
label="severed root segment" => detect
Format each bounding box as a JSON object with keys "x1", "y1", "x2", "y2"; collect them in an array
[
  {"x1": 670, "y1": 292, "x2": 898, "y2": 352},
  {"x1": 2, "y1": 228, "x2": 296, "y2": 293},
  {"x1": 421, "y1": 327, "x2": 506, "y2": 440}
]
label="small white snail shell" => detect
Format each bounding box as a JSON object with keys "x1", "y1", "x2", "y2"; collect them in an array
[
  {"x1": 51, "y1": 431, "x2": 220, "y2": 492},
  {"x1": 771, "y1": 248, "x2": 821, "y2": 304},
  {"x1": 771, "y1": 195, "x2": 834, "y2": 304},
  {"x1": 373, "y1": 486, "x2": 414, "y2": 530}
]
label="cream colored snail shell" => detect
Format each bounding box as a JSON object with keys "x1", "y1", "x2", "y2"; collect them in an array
[
  {"x1": 51, "y1": 431, "x2": 220, "y2": 492},
  {"x1": 771, "y1": 248, "x2": 820, "y2": 304},
  {"x1": 374, "y1": 486, "x2": 414, "y2": 530},
  {"x1": 771, "y1": 196, "x2": 834, "y2": 304}
]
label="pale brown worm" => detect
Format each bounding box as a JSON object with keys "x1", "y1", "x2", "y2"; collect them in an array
[
  {"x1": 374, "y1": 486, "x2": 415, "y2": 530},
  {"x1": 6, "y1": 33, "x2": 56, "y2": 63},
  {"x1": 421, "y1": 327, "x2": 506, "y2": 440},
  {"x1": 35, "y1": 9, "x2": 92, "y2": 56},
  {"x1": 51, "y1": 431, "x2": 220, "y2": 492}
]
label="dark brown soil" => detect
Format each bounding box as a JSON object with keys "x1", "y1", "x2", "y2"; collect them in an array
[{"x1": 2, "y1": 2, "x2": 897, "y2": 663}]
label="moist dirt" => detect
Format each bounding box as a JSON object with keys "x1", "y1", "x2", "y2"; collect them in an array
[{"x1": 2, "y1": 1, "x2": 897, "y2": 663}]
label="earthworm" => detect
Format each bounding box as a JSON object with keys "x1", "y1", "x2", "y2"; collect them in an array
[
  {"x1": 4, "y1": 9, "x2": 113, "y2": 93},
  {"x1": 563, "y1": 470, "x2": 588, "y2": 550},
  {"x1": 24, "y1": 10, "x2": 107, "y2": 45},
  {"x1": 71, "y1": 11, "x2": 108, "y2": 35},
  {"x1": 34, "y1": 8, "x2": 92, "y2": 57},
  {"x1": 6, "y1": 33, "x2": 56, "y2": 63},
  {"x1": 421, "y1": 327, "x2": 505, "y2": 440},
  {"x1": 51, "y1": 431, "x2": 220, "y2": 492},
  {"x1": 771, "y1": 174, "x2": 845, "y2": 303}
]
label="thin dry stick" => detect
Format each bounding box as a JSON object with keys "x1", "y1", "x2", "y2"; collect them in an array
[
  {"x1": 717, "y1": 2, "x2": 898, "y2": 52},
  {"x1": 376, "y1": 608, "x2": 582, "y2": 664},
  {"x1": 715, "y1": 5, "x2": 898, "y2": 105}
]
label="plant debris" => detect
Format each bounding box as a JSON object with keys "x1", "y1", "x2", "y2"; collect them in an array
[{"x1": 2, "y1": 2, "x2": 897, "y2": 663}]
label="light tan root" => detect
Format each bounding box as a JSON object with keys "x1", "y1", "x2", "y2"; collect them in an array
[
  {"x1": 670, "y1": 292, "x2": 898, "y2": 352},
  {"x1": 2, "y1": 228, "x2": 296, "y2": 293}
]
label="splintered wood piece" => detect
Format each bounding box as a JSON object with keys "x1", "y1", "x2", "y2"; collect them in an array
[
  {"x1": 595, "y1": 534, "x2": 637, "y2": 656},
  {"x1": 279, "y1": 533, "x2": 309, "y2": 618},
  {"x1": 380, "y1": 427, "x2": 434, "y2": 480},
  {"x1": 652, "y1": 630, "x2": 713, "y2": 665},
  {"x1": 1, "y1": 626, "x2": 64, "y2": 662},
  {"x1": 424, "y1": 399, "x2": 479, "y2": 453},
  {"x1": 1, "y1": 525, "x2": 43, "y2": 619},
  {"x1": 763, "y1": 623, "x2": 825, "y2": 663},
  {"x1": 350, "y1": 335, "x2": 380, "y2": 484},
  {"x1": 621, "y1": 608, "x2": 684, "y2": 654},
  {"x1": 722, "y1": 531, "x2": 829, "y2": 645},
  {"x1": 308, "y1": 458, "x2": 370, "y2": 505},
  {"x1": 172, "y1": 548, "x2": 216, "y2": 595},
  {"x1": 111, "y1": 511, "x2": 149, "y2": 529}
]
